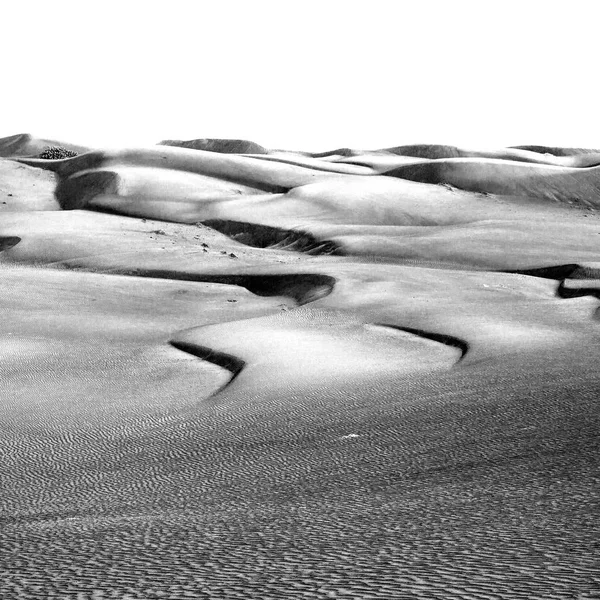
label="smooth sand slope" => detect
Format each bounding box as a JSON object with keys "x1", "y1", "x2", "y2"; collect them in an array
[
  {"x1": 1, "y1": 134, "x2": 599, "y2": 599},
  {"x1": 0, "y1": 159, "x2": 58, "y2": 211}
]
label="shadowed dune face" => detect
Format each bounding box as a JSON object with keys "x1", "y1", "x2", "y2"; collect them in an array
[
  {"x1": 1, "y1": 137, "x2": 600, "y2": 598},
  {"x1": 386, "y1": 158, "x2": 600, "y2": 208},
  {"x1": 0, "y1": 236, "x2": 21, "y2": 251},
  {"x1": 201, "y1": 219, "x2": 343, "y2": 255},
  {"x1": 159, "y1": 138, "x2": 268, "y2": 154}
]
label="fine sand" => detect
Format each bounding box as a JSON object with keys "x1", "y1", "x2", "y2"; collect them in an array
[{"x1": 1, "y1": 134, "x2": 599, "y2": 599}]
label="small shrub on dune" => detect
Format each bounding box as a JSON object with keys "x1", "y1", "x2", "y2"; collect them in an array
[{"x1": 38, "y1": 146, "x2": 78, "y2": 160}]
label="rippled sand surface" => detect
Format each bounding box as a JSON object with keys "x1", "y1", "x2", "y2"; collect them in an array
[{"x1": 1, "y1": 135, "x2": 599, "y2": 599}]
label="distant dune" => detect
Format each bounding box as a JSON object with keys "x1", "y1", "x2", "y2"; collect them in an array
[
  {"x1": 1, "y1": 133, "x2": 599, "y2": 599},
  {"x1": 511, "y1": 144, "x2": 600, "y2": 156},
  {"x1": 159, "y1": 137, "x2": 268, "y2": 154}
]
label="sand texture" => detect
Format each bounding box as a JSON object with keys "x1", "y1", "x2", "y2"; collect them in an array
[{"x1": 1, "y1": 134, "x2": 599, "y2": 599}]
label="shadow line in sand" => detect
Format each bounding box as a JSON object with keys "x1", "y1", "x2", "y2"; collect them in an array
[
  {"x1": 169, "y1": 340, "x2": 246, "y2": 395},
  {"x1": 557, "y1": 280, "x2": 600, "y2": 301},
  {"x1": 371, "y1": 323, "x2": 470, "y2": 362},
  {"x1": 506, "y1": 264, "x2": 582, "y2": 280}
]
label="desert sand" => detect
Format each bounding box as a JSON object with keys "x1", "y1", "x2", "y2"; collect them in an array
[{"x1": 1, "y1": 133, "x2": 599, "y2": 599}]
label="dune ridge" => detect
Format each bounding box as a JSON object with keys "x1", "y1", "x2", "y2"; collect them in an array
[
  {"x1": 381, "y1": 143, "x2": 600, "y2": 167},
  {"x1": 385, "y1": 158, "x2": 600, "y2": 208},
  {"x1": 371, "y1": 324, "x2": 470, "y2": 360},
  {"x1": 159, "y1": 138, "x2": 268, "y2": 154},
  {"x1": 511, "y1": 144, "x2": 600, "y2": 156},
  {"x1": 170, "y1": 340, "x2": 246, "y2": 394}
]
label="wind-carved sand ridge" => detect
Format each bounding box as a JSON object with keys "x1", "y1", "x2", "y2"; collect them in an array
[
  {"x1": 201, "y1": 219, "x2": 343, "y2": 255},
  {"x1": 370, "y1": 324, "x2": 470, "y2": 361},
  {"x1": 1, "y1": 133, "x2": 600, "y2": 599}
]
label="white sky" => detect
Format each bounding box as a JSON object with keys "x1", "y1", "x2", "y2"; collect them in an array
[{"x1": 3, "y1": 0, "x2": 600, "y2": 151}]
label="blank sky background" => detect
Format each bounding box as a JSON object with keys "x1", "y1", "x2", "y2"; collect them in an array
[{"x1": 3, "y1": 0, "x2": 599, "y2": 151}]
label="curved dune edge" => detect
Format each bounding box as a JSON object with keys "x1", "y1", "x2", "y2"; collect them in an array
[
  {"x1": 508, "y1": 263, "x2": 600, "y2": 280},
  {"x1": 169, "y1": 340, "x2": 246, "y2": 395},
  {"x1": 371, "y1": 323, "x2": 469, "y2": 361},
  {"x1": 504, "y1": 263, "x2": 600, "y2": 301},
  {"x1": 159, "y1": 138, "x2": 268, "y2": 154},
  {"x1": 169, "y1": 308, "x2": 466, "y2": 397},
  {"x1": 558, "y1": 279, "x2": 600, "y2": 300},
  {"x1": 169, "y1": 310, "x2": 470, "y2": 401}
]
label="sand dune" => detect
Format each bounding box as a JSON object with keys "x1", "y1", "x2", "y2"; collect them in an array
[
  {"x1": 511, "y1": 144, "x2": 600, "y2": 156},
  {"x1": 0, "y1": 133, "x2": 89, "y2": 157},
  {"x1": 1, "y1": 135, "x2": 599, "y2": 599},
  {"x1": 381, "y1": 143, "x2": 600, "y2": 167},
  {"x1": 159, "y1": 138, "x2": 268, "y2": 154},
  {"x1": 386, "y1": 158, "x2": 600, "y2": 208},
  {"x1": 22, "y1": 144, "x2": 599, "y2": 272}
]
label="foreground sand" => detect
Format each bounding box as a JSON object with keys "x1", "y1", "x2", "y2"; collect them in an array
[{"x1": 1, "y1": 135, "x2": 599, "y2": 599}]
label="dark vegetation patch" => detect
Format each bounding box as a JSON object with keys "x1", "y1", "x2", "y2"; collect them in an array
[{"x1": 39, "y1": 146, "x2": 78, "y2": 160}]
